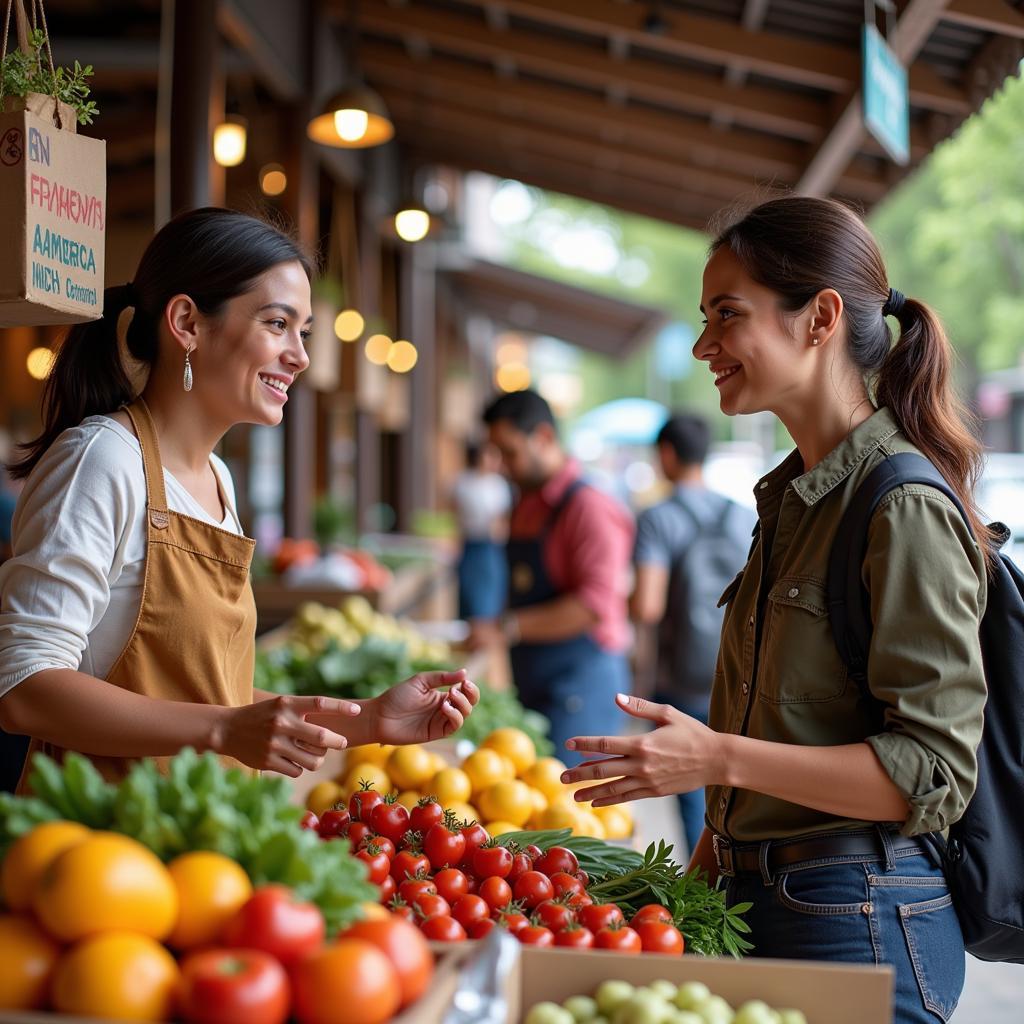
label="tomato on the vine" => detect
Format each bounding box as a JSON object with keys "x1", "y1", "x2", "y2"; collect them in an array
[
  {"x1": 391, "y1": 851, "x2": 431, "y2": 885},
  {"x1": 534, "y1": 847, "x2": 579, "y2": 877},
  {"x1": 419, "y1": 915, "x2": 467, "y2": 942},
  {"x1": 317, "y1": 807, "x2": 350, "y2": 840},
  {"x1": 595, "y1": 923, "x2": 643, "y2": 953},
  {"x1": 513, "y1": 871, "x2": 554, "y2": 910},
  {"x1": 494, "y1": 907, "x2": 529, "y2": 934},
  {"x1": 630, "y1": 904, "x2": 674, "y2": 928},
  {"x1": 507, "y1": 852, "x2": 533, "y2": 886},
  {"x1": 423, "y1": 823, "x2": 466, "y2": 871},
  {"x1": 388, "y1": 898, "x2": 415, "y2": 923},
  {"x1": 468, "y1": 917, "x2": 496, "y2": 939},
  {"x1": 464, "y1": 874, "x2": 479, "y2": 895},
  {"x1": 355, "y1": 846, "x2": 391, "y2": 886},
  {"x1": 178, "y1": 949, "x2": 289, "y2": 1024},
  {"x1": 635, "y1": 920, "x2": 685, "y2": 955},
  {"x1": 549, "y1": 872, "x2": 585, "y2": 900},
  {"x1": 433, "y1": 868, "x2": 469, "y2": 905},
  {"x1": 299, "y1": 811, "x2": 319, "y2": 832},
  {"x1": 398, "y1": 876, "x2": 437, "y2": 905},
  {"x1": 451, "y1": 894, "x2": 490, "y2": 931},
  {"x1": 459, "y1": 822, "x2": 489, "y2": 861},
  {"x1": 576, "y1": 870, "x2": 590, "y2": 888},
  {"x1": 578, "y1": 903, "x2": 624, "y2": 933},
  {"x1": 525, "y1": 844, "x2": 543, "y2": 861},
  {"x1": 555, "y1": 924, "x2": 595, "y2": 948},
  {"x1": 346, "y1": 822, "x2": 373, "y2": 848},
  {"x1": 409, "y1": 799, "x2": 444, "y2": 836},
  {"x1": 517, "y1": 924, "x2": 555, "y2": 946},
  {"x1": 478, "y1": 876, "x2": 513, "y2": 911},
  {"x1": 361, "y1": 835, "x2": 395, "y2": 861},
  {"x1": 472, "y1": 844, "x2": 513, "y2": 880},
  {"x1": 378, "y1": 875, "x2": 396, "y2": 904},
  {"x1": 411, "y1": 893, "x2": 450, "y2": 920},
  {"x1": 222, "y1": 886, "x2": 325, "y2": 967},
  {"x1": 349, "y1": 787, "x2": 384, "y2": 822},
  {"x1": 534, "y1": 899, "x2": 575, "y2": 933},
  {"x1": 370, "y1": 800, "x2": 411, "y2": 846}
]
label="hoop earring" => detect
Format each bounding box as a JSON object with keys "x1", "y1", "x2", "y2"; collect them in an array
[{"x1": 183, "y1": 345, "x2": 194, "y2": 392}]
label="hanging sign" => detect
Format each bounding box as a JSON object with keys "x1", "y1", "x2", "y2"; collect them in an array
[{"x1": 862, "y1": 23, "x2": 910, "y2": 165}]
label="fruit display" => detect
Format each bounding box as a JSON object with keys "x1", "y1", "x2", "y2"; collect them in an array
[
  {"x1": 0, "y1": 816, "x2": 434, "y2": 1022},
  {"x1": 524, "y1": 978, "x2": 808, "y2": 1024},
  {"x1": 312, "y1": 727, "x2": 631, "y2": 841},
  {"x1": 270, "y1": 538, "x2": 393, "y2": 591}
]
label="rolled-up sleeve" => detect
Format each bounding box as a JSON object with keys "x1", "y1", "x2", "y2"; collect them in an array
[{"x1": 862, "y1": 487, "x2": 987, "y2": 836}]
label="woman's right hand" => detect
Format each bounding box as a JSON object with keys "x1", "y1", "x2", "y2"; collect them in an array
[{"x1": 211, "y1": 695, "x2": 360, "y2": 776}]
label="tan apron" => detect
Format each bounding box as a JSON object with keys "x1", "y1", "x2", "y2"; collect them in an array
[{"x1": 17, "y1": 398, "x2": 257, "y2": 791}]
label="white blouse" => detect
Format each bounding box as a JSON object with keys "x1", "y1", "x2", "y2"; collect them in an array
[{"x1": 0, "y1": 416, "x2": 242, "y2": 697}]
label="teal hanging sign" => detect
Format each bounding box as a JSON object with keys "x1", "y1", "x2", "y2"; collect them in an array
[{"x1": 862, "y1": 23, "x2": 909, "y2": 165}]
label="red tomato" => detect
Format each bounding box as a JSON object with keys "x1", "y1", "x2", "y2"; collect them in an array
[
  {"x1": 451, "y1": 894, "x2": 490, "y2": 931},
  {"x1": 355, "y1": 847, "x2": 391, "y2": 886},
  {"x1": 479, "y1": 876, "x2": 513, "y2": 911},
  {"x1": 391, "y1": 851, "x2": 431, "y2": 884},
  {"x1": 409, "y1": 799, "x2": 444, "y2": 835},
  {"x1": 299, "y1": 811, "x2": 319, "y2": 832},
  {"x1": 433, "y1": 868, "x2": 469, "y2": 905},
  {"x1": 349, "y1": 788, "x2": 384, "y2": 823},
  {"x1": 378, "y1": 875, "x2": 396, "y2": 905},
  {"x1": 347, "y1": 822, "x2": 373, "y2": 848},
  {"x1": 342, "y1": 917, "x2": 434, "y2": 1008},
  {"x1": 317, "y1": 807, "x2": 351, "y2": 839},
  {"x1": 222, "y1": 885, "x2": 325, "y2": 967},
  {"x1": 513, "y1": 870, "x2": 554, "y2": 910},
  {"x1": 361, "y1": 835, "x2": 395, "y2": 861},
  {"x1": 370, "y1": 801, "x2": 411, "y2": 846},
  {"x1": 423, "y1": 823, "x2": 467, "y2": 871},
  {"x1": 464, "y1": 874, "x2": 479, "y2": 895},
  {"x1": 549, "y1": 872, "x2": 585, "y2": 900},
  {"x1": 494, "y1": 908, "x2": 529, "y2": 934},
  {"x1": 398, "y1": 877, "x2": 438, "y2": 905},
  {"x1": 595, "y1": 924, "x2": 643, "y2": 954},
  {"x1": 525, "y1": 844, "x2": 543, "y2": 861},
  {"x1": 630, "y1": 904, "x2": 674, "y2": 928},
  {"x1": 291, "y1": 940, "x2": 401, "y2": 1024},
  {"x1": 420, "y1": 915, "x2": 467, "y2": 942},
  {"x1": 460, "y1": 822, "x2": 489, "y2": 860},
  {"x1": 411, "y1": 893, "x2": 450, "y2": 920},
  {"x1": 472, "y1": 845, "x2": 513, "y2": 880},
  {"x1": 534, "y1": 846, "x2": 579, "y2": 877},
  {"x1": 517, "y1": 924, "x2": 555, "y2": 946},
  {"x1": 567, "y1": 891, "x2": 593, "y2": 910},
  {"x1": 507, "y1": 852, "x2": 533, "y2": 886},
  {"x1": 576, "y1": 870, "x2": 590, "y2": 888},
  {"x1": 635, "y1": 920, "x2": 685, "y2": 955},
  {"x1": 468, "y1": 917, "x2": 497, "y2": 939},
  {"x1": 388, "y1": 898, "x2": 415, "y2": 923},
  {"x1": 555, "y1": 924, "x2": 595, "y2": 949},
  {"x1": 578, "y1": 903, "x2": 624, "y2": 933},
  {"x1": 534, "y1": 899, "x2": 575, "y2": 933},
  {"x1": 178, "y1": 949, "x2": 289, "y2": 1024}
]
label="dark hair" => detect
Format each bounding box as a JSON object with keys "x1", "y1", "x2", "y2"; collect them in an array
[
  {"x1": 657, "y1": 413, "x2": 710, "y2": 465},
  {"x1": 11, "y1": 207, "x2": 312, "y2": 479},
  {"x1": 712, "y1": 195, "x2": 997, "y2": 569},
  {"x1": 482, "y1": 389, "x2": 557, "y2": 435}
]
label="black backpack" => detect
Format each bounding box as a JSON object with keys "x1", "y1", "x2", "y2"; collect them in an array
[{"x1": 828, "y1": 451, "x2": 1024, "y2": 964}]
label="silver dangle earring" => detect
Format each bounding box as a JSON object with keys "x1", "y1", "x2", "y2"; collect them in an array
[{"x1": 183, "y1": 345, "x2": 194, "y2": 392}]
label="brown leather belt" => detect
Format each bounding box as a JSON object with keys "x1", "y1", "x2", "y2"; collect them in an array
[{"x1": 712, "y1": 827, "x2": 929, "y2": 881}]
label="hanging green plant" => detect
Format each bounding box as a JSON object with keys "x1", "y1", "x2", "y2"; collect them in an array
[{"x1": 1, "y1": 26, "x2": 98, "y2": 125}]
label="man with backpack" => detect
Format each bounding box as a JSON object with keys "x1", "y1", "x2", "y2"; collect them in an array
[{"x1": 631, "y1": 413, "x2": 755, "y2": 855}]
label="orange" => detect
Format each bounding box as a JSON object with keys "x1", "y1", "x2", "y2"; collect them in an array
[
  {"x1": 386, "y1": 745, "x2": 434, "y2": 791},
  {"x1": 1, "y1": 820, "x2": 90, "y2": 912},
  {"x1": 306, "y1": 780, "x2": 345, "y2": 818},
  {"x1": 521, "y1": 756, "x2": 570, "y2": 802},
  {"x1": 481, "y1": 727, "x2": 537, "y2": 775},
  {"x1": 427, "y1": 767, "x2": 472, "y2": 805},
  {"x1": 461, "y1": 748, "x2": 514, "y2": 795},
  {"x1": 0, "y1": 914, "x2": 60, "y2": 1010},
  {"x1": 33, "y1": 832, "x2": 178, "y2": 943},
  {"x1": 166, "y1": 851, "x2": 253, "y2": 950},
  {"x1": 51, "y1": 931, "x2": 179, "y2": 1022},
  {"x1": 291, "y1": 939, "x2": 401, "y2": 1024},
  {"x1": 477, "y1": 780, "x2": 534, "y2": 827}
]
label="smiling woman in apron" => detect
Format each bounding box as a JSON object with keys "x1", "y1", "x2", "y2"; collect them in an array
[{"x1": 0, "y1": 208, "x2": 477, "y2": 792}]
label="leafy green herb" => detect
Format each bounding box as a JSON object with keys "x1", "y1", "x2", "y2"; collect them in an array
[
  {"x1": 1, "y1": 28, "x2": 99, "y2": 124},
  {"x1": 0, "y1": 750, "x2": 376, "y2": 934}
]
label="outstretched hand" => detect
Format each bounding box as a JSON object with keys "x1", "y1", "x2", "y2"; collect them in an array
[
  {"x1": 559, "y1": 693, "x2": 723, "y2": 807},
  {"x1": 366, "y1": 669, "x2": 480, "y2": 746}
]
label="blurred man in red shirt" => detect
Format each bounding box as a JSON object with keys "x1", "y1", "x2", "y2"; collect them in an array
[{"x1": 469, "y1": 390, "x2": 634, "y2": 764}]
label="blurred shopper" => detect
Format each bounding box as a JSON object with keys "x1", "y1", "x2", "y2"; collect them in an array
[
  {"x1": 452, "y1": 441, "x2": 511, "y2": 621},
  {"x1": 630, "y1": 412, "x2": 754, "y2": 854},
  {"x1": 562, "y1": 196, "x2": 989, "y2": 1022},
  {"x1": 471, "y1": 390, "x2": 633, "y2": 763}
]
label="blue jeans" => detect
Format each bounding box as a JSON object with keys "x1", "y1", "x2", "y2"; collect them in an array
[
  {"x1": 724, "y1": 842, "x2": 965, "y2": 1023},
  {"x1": 653, "y1": 692, "x2": 708, "y2": 857}
]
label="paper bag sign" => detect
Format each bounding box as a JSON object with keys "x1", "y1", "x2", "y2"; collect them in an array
[{"x1": 0, "y1": 92, "x2": 106, "y2": 327}]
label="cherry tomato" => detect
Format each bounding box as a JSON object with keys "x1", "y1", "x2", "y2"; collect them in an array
[
  {"x1": 555, "y1": 924, "x2": 595, "y2": 948},
  {"x1": 549, "y1": 872, "x2": 585, "y2": 900},
  {"x1": 361, "y1": 835, "x2": 395, "y2": 861},
  {"x1": 460, "y1": 822, "x2": 489, "y2": 861},
  {"x1": 451, "y1": 894, "x2": 490, "y2": 931},
  {"x1": 378, "y1": 875, "x2": 396, "y2": 904},
  {"x1": 576, "y1": 870, "x2": 590, "y2": 888},
  {"x1": 464, "y1": 874, "x2": 479, "y2": 895},
  {"x1": 409, "y1": 799, "x2": 444, "y2": 836},
  {"x1": 299, "y1": 811, "x2": 319, "y2": 832},
  {"x1": 349, "y1": 788, "x2": 384, "y2": 823},
  {"x1": 630, "y1": 904, "x2": 674, "y2": 928},
  {"x1": 388, "y1": 898, "x2": 415, "y2": 923},
  {"x1": 434, "y1": 869, "x2": 469, "y2": 905},
  {"x1": 578, "y1": 902, "x2": 624, "y2": 933},
  {"x1": 494, "y1": 907, "x2": 529, "y2": 934},
  {"x1": 513, "y1": 870, "x2": 554, "y2": 910},
  {"x1": 398, "y1": 877, "x2": 437, "y2": 905},
  {"x1": 507, "y1": 852, "x2": 533, "y2": 886},
  {"x1": 411, "y1": 893, "x2": 450, "y2": 921},
  {"x1": 346, "y1": 821, "x2": 373, "y2": 848},
  {"x1": 534, "y1": 846, "x2": 579, "y2": 877},
  {"x1": 317, "y1": 807, "x2": 351, "y2": 840},
  {"x1": 635, "y1": 920, "x2": 685, "y2": 955},
  {"x1": 392, "y1": 851, "x2": 431, "y2": 884},
  {"x1": 525, "y1": 844, "x2": 543, "y2": 861},
  {"x1": 370, "y1": 801, "x2": 411, "y2": 846},
  {"x1": 397, "y1": 830, "x2": 421, "y2": 853},
  {"x1": 222, "y1": 885, "x2": 325, "y2": 967},
  {"x1": 567, "y1": 891, "x2": 592, "y2": 909},
  {"x1": 419, "y1": 915, "x2": 467, "y2": 942},
  {"x1": 534, "y1": 899, "x2": 575, "y2": 933},
  {"x1": 468, "y1": 918, "x2": 496, "y2": 939},
  {"x1": 472, "y1": 845, "x2": 513, "y2": 880},
  {"x1": 517, "y1": 924, "x2": 555, "y2": 946},
  {"x1": 178, "y1": 948, "x2": 289, "y2": 1024},
  {"x1": 423, "y1": 823, "x2": 467, "y2": 871},
  {"x1": 478, "y1": 876, "x2": 513, "y2": 911},
  {"x1": 355, "y1": 847, "x2": 391, "y2": 886},
  {"x1": 595, "y1": 923, "x2": 643, "y2": 953}
]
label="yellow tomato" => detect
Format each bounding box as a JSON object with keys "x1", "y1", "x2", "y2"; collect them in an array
[
  {"x1": 396, "y1": 790, "x2": 422, "y2": 811},
  {"x1": 344, "y1": 743, "x2": 395, "y2": 769},
  {"x1": 521, "y1": 756, "x2": 569, "y2": 802},
  {"x1": 595, "y1": 803, "x2": 633, "y2": 840},
  {"x1": 528, "y1": 786, "x2": 548, "y2": 815},
  {"x1": 33, "y1": 832, "x2": 178, "y2": 943},
  {"x1": 461, "y1": 749, "x2": 514, "y2": 795},
  {"x1": 0, "y1": 914, "x2": 60, "y2": 1010},
  {"x1": 482, "y1": 820, "x2": 521, "y2": 836},
  {"x1": 51, "y1": 931, "x2": 179, "y2": 1022},
  {"x1": 1, "y1": 820, "x2": 90, "y2": 912},
  {"x1": 306, "y1": 780, "x2": 345, "y2": 818},
  {"x1": 539, "y1": 803, "x2": 586, "y2": 833},
  {"x1": 428, "y1": 767, "x2": 472, "y2": 805},
  {"x1": 426, "y1": 750, "x2": 448, "y2": 775},
  {"x1": 477, "y1": 780, "x2": 534, "y2": 827},
  {"x1": 577, "y1": 811, "x2": 607, "y2": 840},
  {"x1": 443, "y1": 801, "x2": 480, "y2": 825},
  {"x1": 166, "y1": 851, "x2": 253, "y2": 950},
  {"x1": 481, "y1": 727, "x2": 537, "y2": 775},
  {"x1": 343, "y1": 762, "x2": 391, "y2": 798},
  {"x1": 387, "y1": 745, "x2": 435, "y2": 791}
]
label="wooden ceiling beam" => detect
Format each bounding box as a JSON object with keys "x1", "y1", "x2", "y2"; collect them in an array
[{"x1": 942, "y1": 0, "x2": 1024, "y2": 39}]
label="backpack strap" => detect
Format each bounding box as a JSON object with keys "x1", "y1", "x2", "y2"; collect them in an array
[{"x1": 827, "y1": 452, "x2": 968, "y2": 685}]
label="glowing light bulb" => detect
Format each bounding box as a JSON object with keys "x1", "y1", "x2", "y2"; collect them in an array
[{"x1": 334, "y1": 108, "x2": 369, "y2": 143}]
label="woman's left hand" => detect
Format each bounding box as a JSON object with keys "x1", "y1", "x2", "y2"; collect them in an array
[
  {"x1": 366, "y1": 669, "x2": 479, "y2": 746},
  {"x1": 561, "y1": 693, "x2": 723, "y2": 807}
]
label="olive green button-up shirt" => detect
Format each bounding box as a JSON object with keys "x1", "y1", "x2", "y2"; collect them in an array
[{"x1": 707, "y1": 407, "x2": 987, "y2": 841}]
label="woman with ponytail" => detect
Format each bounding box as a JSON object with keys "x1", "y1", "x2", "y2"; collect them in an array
[
  {"x1": 561, "y1": 197, "x2": 987, "y2": 1021},
  {"x1": 0, "y1": 208, "x2": 476, "y2": 791}
]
